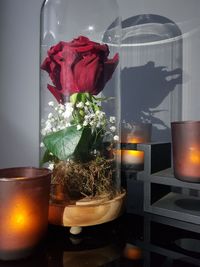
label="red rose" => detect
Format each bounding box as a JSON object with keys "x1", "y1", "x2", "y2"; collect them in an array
[{"x1": 41, "y1": 36, "x2": 119, "y2": 103}]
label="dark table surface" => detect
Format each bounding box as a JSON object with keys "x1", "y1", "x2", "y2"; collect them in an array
[{"x1": 1, "y1": 213, "x2": 200, "y2": 267}]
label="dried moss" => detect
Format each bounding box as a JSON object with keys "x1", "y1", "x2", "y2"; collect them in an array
[{"x1": 51, "y1": 157, "x2": 117, "y2": 199}]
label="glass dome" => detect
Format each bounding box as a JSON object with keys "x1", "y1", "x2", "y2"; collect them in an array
[
  {"x1": 120, "y1": 0, "x2": 200, "y2": 142},
  {"x1": 40, "y1": 0, "x2": 123, "y2": 227}
]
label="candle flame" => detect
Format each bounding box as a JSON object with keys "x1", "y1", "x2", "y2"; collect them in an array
[{"x1": 15, "y1": 213, "x2": 26, "y2": 226}]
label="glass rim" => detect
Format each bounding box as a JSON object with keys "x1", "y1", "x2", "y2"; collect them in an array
[{"x1": 0, "y1": 167, "x2": 52, "y2": 182}]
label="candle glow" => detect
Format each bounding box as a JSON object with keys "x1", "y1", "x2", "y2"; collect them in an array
[
  {"x1": 1, "y1": 195, "x2": 44, "y2": 252},
  {"x1": 122, "y1": 150, "x2": 144, "y2": 165},
  {"x1": 127, "y1": 137, "x2": 143, "y2": 144},
  {"x1": 188, "y1": 147, "x2": 200, "y2": 165},
  {"x1": 7, "y1": 197, "x2": 38, "y2": 233},
  {"x1": 115, "y1": 149, "x2": 144, "y2": 170},
  {"x1": 10, "y1": 199, "x2": 31, "y2": 230},
  {"x1": 0, "y1": 167, "x2": 51, "y2": 261}
]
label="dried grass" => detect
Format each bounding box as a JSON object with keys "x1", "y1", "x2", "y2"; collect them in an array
[{"x1": 52, "y1": 157, "x2": 117, "y2": 199}]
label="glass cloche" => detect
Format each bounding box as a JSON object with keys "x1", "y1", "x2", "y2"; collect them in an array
[{"x1": 40, "y1": 0, "x2": 124, "y2": 228}]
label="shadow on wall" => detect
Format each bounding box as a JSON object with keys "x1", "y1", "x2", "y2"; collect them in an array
[
  {"x1": 122, "y1": 61, "x2": 182, "y2": 141},
  {"x1": 121, "y1": 14, "x2": 183, "y2": 142}
]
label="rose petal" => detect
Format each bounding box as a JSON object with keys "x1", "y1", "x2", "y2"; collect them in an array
[
  {"x1": 47, "y1": 84, "x2": 64, "y2": 103},
  {"x1": 74, "y1": 54, "x2": 102, "y2": 94},
  {"x1": 59, "y1": 48, "x2": 79, "y2": 95},
  {"x1": 94, "y1": 53, "x2": 119, "y2": 94}
]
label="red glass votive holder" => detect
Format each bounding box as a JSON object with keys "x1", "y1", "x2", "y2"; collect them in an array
[
  {"x1": 0, "y1": 167, "x2": 51, "y2": 261},
  {"x1": 171, "y1": 121, "x2": 200, "y2": 182}
]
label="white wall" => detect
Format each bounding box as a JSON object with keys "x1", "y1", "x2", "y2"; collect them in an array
[
  {"x1": 0, "y1": 0, "x2": 43, "y2": 168},
  {"x1": 0, "y1": 0, "x2": 200, "y2": 167}
]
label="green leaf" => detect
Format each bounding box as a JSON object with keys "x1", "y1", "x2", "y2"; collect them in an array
[
  {"x1": 40, "y1": 149, "x2": 56, "y2": 166},
  {"x1": 70, "y1": 93, "x2": 78, "y2": 104},
  {"x1": 43, "y1": 126, "x2": 83, "y2": 160},
  {"x1": 70, "y1": 93, "x2": 91, "y2": 105},
  {"x1": 74, "y1": 127, "x2": 93, "y2": 161}
]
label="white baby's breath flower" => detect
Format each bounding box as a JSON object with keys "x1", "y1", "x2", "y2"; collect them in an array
[
  {"x1": 63, "y1": 111, "x2": 71, "y2": 119},
  {"x1": 77, "y1": 125, "x2": 82, "y2": 130},
  {"x1": 84, "y1": 115, "x2": 90, "y2": 120},
  {"x1": 99, "y1": 111, "x2": 105, "y2": 118},
  {"x1": 41, "y1": 128, "x2": 47, "y2": 136},
  {"x1": 110, "y1": 126, "x2": 116, "y2": 132},
  {"x1": 84, "y1": 106, "x2": 89, "y2": 112},
  {"x1": 44, "y1": 122, "x2": 52, "y2": 133},
  {"x1": 76, "y1": 102, "x2": 84, "y2": 108},
  {"x1": 66, "y1": 122, "x2": 71, "y2": 127},
  {"x1": 113, "y1": 135, "x2": 119, "y2": 141},
  {"x1": 48, "y1": 113, "x2": 53, "y2": 119},
  {"x1": 65, "y1": 102, "x2": 73, "y2": 108},
  {"x1": 59, "y1": 104, "x2": 65, "y2": 110},
  {"x1": 85, "y1": 101, "x2": 90, "y2": 106},
  {"x1": 63, "y1": 104, "x2": 73, "y2": 118},
  {"x1": 89, "y1": 121, "x2": 95, "y2": 126},
  {"x1": 48, "y1": 163, "x2": 54, "y2": 171},
  {"x1": 48, "y1": 101, "x2": 54, "y2": 107},
  {"x1": 109, "y1": 116, "x2": 116, "y2": 123},
  {"x1": 83, "y1": 121, "x2": 88, "y2": 126},
  {"x1": 40, "y1": 142, "x2": 44, "y2": 148}
]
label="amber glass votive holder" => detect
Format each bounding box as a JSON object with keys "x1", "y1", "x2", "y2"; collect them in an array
[
  {"x1": 171, "y1": 121, "x2": 200, "y2": 182},
  {"x1": 0, "y1": 167, "x2": 51, "y2": 261},
  {"x1": 121, "y1": 122, "x2": 152, "y2": 144}
]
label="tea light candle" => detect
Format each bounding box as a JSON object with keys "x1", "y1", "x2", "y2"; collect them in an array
[
  {"x1": 120, "y1": 122, "x2": 151, "y2": 170},
  {"x1": 115, "y1": 149, "x2": 144, "y2": 170},
  {"x1": 121, "y1": 122, "x2": 152, "y2": 144},
  {"x1": 0, "y1": 167, "x2": 51, "y2": 261}
]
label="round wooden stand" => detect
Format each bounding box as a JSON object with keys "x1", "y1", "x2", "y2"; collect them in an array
[{"x1": 48, "y1": 190, "x2": 126, "y2": 227}]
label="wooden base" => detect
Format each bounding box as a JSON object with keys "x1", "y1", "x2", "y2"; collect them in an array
[{"x1": 48, "y1": 190, "x2": 126, "y2": 227}]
